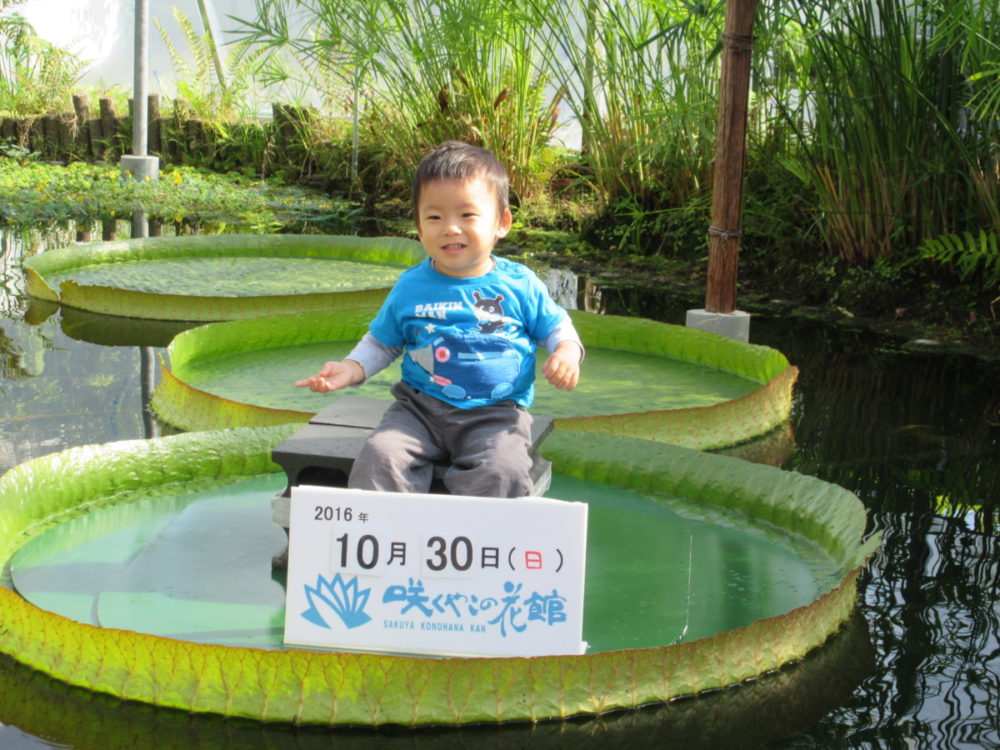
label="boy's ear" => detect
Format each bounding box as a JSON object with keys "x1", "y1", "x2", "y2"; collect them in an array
[{"x1": 496, "y1": 208, "x2": 513, "y2": 237}]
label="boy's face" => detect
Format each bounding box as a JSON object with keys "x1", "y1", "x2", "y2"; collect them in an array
[{"x1": 416, "y1": 177, "x2": 512, "y2": 278}]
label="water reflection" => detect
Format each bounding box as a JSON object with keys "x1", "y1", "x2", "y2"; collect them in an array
[
  {"x1": 0, "y1": 614, "x2": 874, "y2": 750},
  {"x1": 0, "y1": 227, "x2": 163, "y2": 475},
  {"x1": 597, "y1": 286, "x2": 1000, "y2": 749}
]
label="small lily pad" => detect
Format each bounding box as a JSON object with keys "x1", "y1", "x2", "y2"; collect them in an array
[{"x1": 23, "y1": 234, "x2": 425, "y2": 320}]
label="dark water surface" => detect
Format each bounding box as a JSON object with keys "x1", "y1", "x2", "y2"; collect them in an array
[{"x1": 2, "y1": 229, "x2": 998, "y2": 748}]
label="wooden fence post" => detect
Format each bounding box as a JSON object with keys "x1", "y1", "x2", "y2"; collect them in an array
[
  {"x1": 73, "y1": 94, "x2": 92, "y2": 158},
  {"x1": 56, "y1": 113, "x2": 75, "y2": 160},
  {"x1": 25, "y1": 118, "x2": 43, "y2": 154},
  {"x1": 148, "y1": 94, "x2": 161, "y2": 155},
  {"x1": 99, "y1": 98, "x2": 117, "y2": 158},
  {"x1": 42, "y1": 115, "x2": 58, "y2": 160}
]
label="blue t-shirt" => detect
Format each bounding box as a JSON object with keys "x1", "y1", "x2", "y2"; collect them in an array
[{"x1": 368, "y1": 256, "x2": 569, "y2": 408}]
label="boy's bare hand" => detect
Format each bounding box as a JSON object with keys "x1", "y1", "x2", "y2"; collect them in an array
[
  {"x1": 543, "y1": 342, "x2": 581, "y2": 391},
  {"x1": 294, "y1": 360, "x2": 364, "y2": 393}
]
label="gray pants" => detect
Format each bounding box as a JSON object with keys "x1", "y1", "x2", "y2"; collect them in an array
[{"x1": 348, "y1": 382, "x2": 535, "y2": 497}]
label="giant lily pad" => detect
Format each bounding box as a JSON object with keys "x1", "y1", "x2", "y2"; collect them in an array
[
  {"x1": 152, "y1": 310, "x2": 797, "y2": 449},
  {"x1": 0, "y1": 426, "x2": 879, "y2": 724},
  {"x1": 9, "y1": 472, "x2": 836, "y2": 651},
  {"x1": 23, "y1": 234, "x2": 424, "y2": 321}
]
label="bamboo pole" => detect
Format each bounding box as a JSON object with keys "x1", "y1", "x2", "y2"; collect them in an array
[{"x1": 704, "y1": 0, "x2": 758, "y2": 314}]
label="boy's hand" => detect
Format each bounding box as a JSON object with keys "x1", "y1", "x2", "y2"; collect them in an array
[
  {"x1": 294, "y1": 360, "x2": 364, "y2": 393},
  {"x1": 543, "y1": 342, "x2": 581, "y2": 391}
]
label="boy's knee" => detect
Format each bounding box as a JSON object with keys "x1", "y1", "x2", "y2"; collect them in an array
[{"x1": 447, "y1": 453, "x2": 533, "y2": 498}]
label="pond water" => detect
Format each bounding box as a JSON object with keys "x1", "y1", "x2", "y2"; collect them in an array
[
  {"x1": 9, "y1": 471, "x2": 832, "y2": 653},
  {"x1": 1, "y1": 227, "x2": 998, "y2": 748}
]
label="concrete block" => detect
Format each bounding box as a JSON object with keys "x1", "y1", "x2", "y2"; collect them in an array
[
  {"x1": 120, "y1": 154, "x2": 160, "y2": 182},
  {"x1": 685, "y1": 308, "x2": 751, "y2": 342}
]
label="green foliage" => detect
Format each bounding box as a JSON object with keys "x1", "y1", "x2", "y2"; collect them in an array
[
  {"x1": 771, "y1": 0, "x2": 1000, "y2": 263},
  {"x1": 232, "y1": 0, "x2": 566, "y2": 202},
  {"x1": 538, "y1": 0, "x2": 721, "y2": 213},
  {"x1": 2, "y1": 0, "x2": 996, "y2": 304},
  {"x1": 0, "y1": 159, "x2": 359, "y2": 232},
  {"x1": 155, "y1": 7, "x2": 274, "y2": 122},
  {"x1": 0, "y1": 137, "x2": 34, "y2": 163},
  {"x1": 918, "y1": 230, "x2": 1000, "y2": 288},
  {"x1": 0, "y1": 3, "x2": 84, "y2": 116}
]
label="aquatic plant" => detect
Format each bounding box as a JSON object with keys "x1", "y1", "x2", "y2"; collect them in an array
[
  {"x1": 23, "y1": 233, "x2": 422, "y2": 320},
  {"x1": 151, "y1": 308, "x2": 796, "y2": 450},
  {"x1": 773, "y1": 0, "x2": 1000, "y2": 263},
  {"x1": 0, "y1": 159, "x2": 359, "y2": 231},
  {"x1": 0, "y1": 425, "x2": 878, "y2": 724}
]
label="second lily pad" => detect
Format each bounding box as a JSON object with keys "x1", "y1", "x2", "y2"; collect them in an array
[{"x1": 152, "y1": 309, "x2": 798, "y2": 450}]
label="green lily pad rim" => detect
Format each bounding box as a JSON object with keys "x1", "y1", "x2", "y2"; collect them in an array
[
  {"x1": 0, "y1": 426, "x2": 879, "y2": 726},
  {"x1": 22, "y1": 234, "x2": 425, "y2": 321},
  {"x1": 153, "y1": 308, "x2": 798, "y2": 450}
]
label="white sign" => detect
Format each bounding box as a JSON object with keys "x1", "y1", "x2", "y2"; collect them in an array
[{"x1": 283, "y1": 485, "x2": 588, "y2": 657}]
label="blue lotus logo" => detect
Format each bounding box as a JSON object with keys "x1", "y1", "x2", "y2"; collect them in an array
[{"x1": 301, "y1": 573, "x2": 372, "y2": 629}]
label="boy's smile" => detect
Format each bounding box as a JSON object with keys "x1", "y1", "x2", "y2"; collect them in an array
[{"x1": 417, "y1": 177, "x2": 512, "y2": 278}]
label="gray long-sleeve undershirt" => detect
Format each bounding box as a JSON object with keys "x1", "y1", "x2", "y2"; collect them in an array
[{"x1": 345, "y1": 322, "x2": 585, "y2": 383}]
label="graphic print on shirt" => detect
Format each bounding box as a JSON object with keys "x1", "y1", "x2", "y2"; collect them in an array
[
  {"x1": 472, "y1": 291, "x2": 509, "y2": 333},
  {"x1": 408, "y1": 290, "x2": 520, "y2": 401}
]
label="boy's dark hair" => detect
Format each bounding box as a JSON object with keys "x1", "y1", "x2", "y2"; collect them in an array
[{"x1": 412, "y1": 141, "x2": 509, "y2": 218}]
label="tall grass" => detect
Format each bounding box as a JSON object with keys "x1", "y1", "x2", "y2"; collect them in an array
[
  {"x1": 774, "y1": 0, "x2": 1000, "y2": 263},
  {"x1": 156, "y1": 7, "x2": 273, "y2": 122},
  {"x1": 233, "y1": 0, "x2": 565, "y2": 203},
  {"x1": 539, "y1": 0, "x2": 723, "y2": 211}
]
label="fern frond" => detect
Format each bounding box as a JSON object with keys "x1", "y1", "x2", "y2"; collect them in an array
[{"x1": 918, "y1": 230, "x2": 1000, "y2": 287}]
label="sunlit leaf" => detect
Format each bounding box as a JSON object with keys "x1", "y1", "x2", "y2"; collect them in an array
[
  {"x1": 152, "y1": 309, "x2": 797, "y2": 450},
  {"x1": 23, "y1": 234, "x2": 424, "y2": 321},
  {"x1": 0, "y1": 426, "x2": 877, "y2": 725}
]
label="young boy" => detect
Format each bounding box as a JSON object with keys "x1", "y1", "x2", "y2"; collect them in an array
[{"x1": 295, "y1": 141, "x2": 582, "y2": 497}]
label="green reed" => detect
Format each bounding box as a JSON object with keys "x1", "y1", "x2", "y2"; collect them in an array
[
  {"x1": 538, "y1": 0, "x2": 723, "y2": 210},
  {"x1": 773, "y1": 0, "x2": 1000, "y2": 264},
  {"x1": 233, "y1": 0, "x2": 565, "y2": 203}
]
